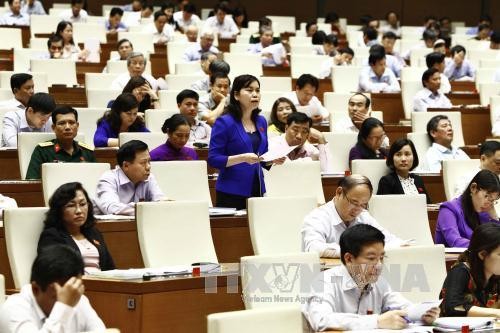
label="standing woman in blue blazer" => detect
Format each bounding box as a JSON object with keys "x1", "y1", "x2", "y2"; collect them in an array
[{"x1": 209, "y1": 74, "x2": 282, "y2": 209}]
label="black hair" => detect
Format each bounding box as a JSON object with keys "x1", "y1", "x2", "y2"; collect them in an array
[
  {"x1": 491, "y1": 31, "x2": 500, "y2": 44},
  {"x1": 422, "y1": 29, "x2": 438, "y2": 41},
  {"x1": 47, "y1": 34, "x2": 63, "y2": 48},
  {"x1": 363, "y1": 27, "x2": 378, "y2": 41},
  {"x1": 117, "y1": 139, "x2": 148, "y2": 167},
  {"x1": 232, "y1": 7, "x2": 248, "y2": 28},
  {"x1": 461, "y1": 170, "x2": 500, "y2": 231},
  {"x1": 368, "y1": 52, "x2": 385, "y2": 66},
  {"x1": 324, "y1": 12, "x2": 339, "y2": 24},
  {"x1": 286, "y1": 111, "x2": 312, "y2": 127},
  {"x1": 258, "y1": 16, "x2": 272, "y2": 28},
  {"x1": 355, "y1": 117, "x2": 385, "y2": 158},
  {"x1": 305, "y1": 21, "x2": 317, "y2": 33},
  {"x1": 324, "y1": 34, "x2": 338, "y2": 47},
  {"x1": 269, "y1": 97, "x2": 297, "y2": 133},
  {"x1": 450, "y1": 45, "x2": 466, "y2": 56},
  {"x1": 208, "y1": 59, "x2": 230, "y2": 75},
  {"x1": 338, "y1": 47, "x2": 354, "y2": 56},
  {"x1": 479, "y1": 14, "x2": 492, "y2": 24},
  {"x1": 480, "y1": 140, "x2": 500, "y2": 157},
  {"x1": 27, "y1": 93, "x2": 56, "y2": 115},
  {"x1": 51, "y1": 105, "x2": 78, "y2": 124},
  {"x1": 122, "y1": 76, "x2": 152, "y2": 113},
  {"x1": 386, "y1": 138, "x2": 419, "y2": 171},
  {"x1": 10, "y1": 73, "x2": 33, "y2": 94},
  {"x1": 97, "y1": 93, "x2": 143, "y2": 134},
  {"x1": 369, "y1": 44, "x2": 385, "y2": 56},
  {"x1": 477, "y1": 23, "x2": 491, "y2": 33},
  {"x1": 43, "y1": 182, "x2": 95, "y2": 233},
  {"x1": 339, "y1": 224, "x2": 385, "y2": 264},
  {"x1": 421, "y1": 67, "x2": 440, "y2": 87},
  {"x1": 426, "y1": 114, "x2": 449, "y2": 143},
  {"x1": 296, "y1": 74, "x2": 319, "y2": 91},
  {"x1": 312, "y1": 30, "x2": 327, "y2": 45},
  {"x1": 225, "y1": 74, "x2": 261, "y2": 121},
  {"x1": 55, "y1": 21, "x2": 75, "y2": 46},
  {"x1": 382, "y1": 31, "x2": 397, "y2": 40},
  {"x1": 161, "y1": 113, "x2": 190, "y2": 134},
  {"x1": 360, "y1": 14, "x2": 373, "y2": 26},
  {"x1": 117, "y1": 38, "x2": 133, "y2": 49},
  {"x1": 154, "y1": 10, "x2": 166, "y2": 21},
  {"x1": 110, "y1": 7, "x2": 124, "y2": 17},
  {"x1": 31, "y1": 244, "x2": 84, "y2": 291},
  {"x1": 214, "y1": 2, "x2": 229, "y2": 14},
  {"x1": 183, "y1": 3, "x2": 196, "y2": 14},
  {"x1": 71, "y1": 0, "x2": 84, "y2": 5},
  {"x1": 426, "y1": 52, "x2": 445, "y2": 68},
  {"x1": 385, "y1": 11, "x2": 398, "y2": 21},
  {"x1": 176, "y1": 89, "x2": 199, "y2": 104},
  {"x1": 209, "y1": 72, "x2": 230, "y2": 86},
  {"x1": 349, "y1": 92, "x2": 371, "y2": 109}
]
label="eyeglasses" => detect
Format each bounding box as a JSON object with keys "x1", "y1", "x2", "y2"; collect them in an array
[
  {"x1": 343, "y1": 192, "x2": 369, "y2": 210},
  {"x1": 482, "y1": 191, "x2": 499, "y2": 205}
]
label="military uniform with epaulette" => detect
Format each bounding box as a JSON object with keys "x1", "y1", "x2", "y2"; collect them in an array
[{"x1": 25, "y1": 139, "x2": 97, "y2": 179}]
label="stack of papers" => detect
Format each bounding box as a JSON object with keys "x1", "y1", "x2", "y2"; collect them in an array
[
  {"x1": 433, "y1": 317, "x2": 494, "y2": 331},
  {"x1": 94, "y1": 214, "x2": 133, "y2": 220},
  {"x1": 445, "y1": 247, "x2": 467, "y2": 254},
  {"x1": 87, "y1": 265, "x2": 192, "y2": 280},
  {"x1": 209, "y1": 207, "x2": 237, "y2": 216}
]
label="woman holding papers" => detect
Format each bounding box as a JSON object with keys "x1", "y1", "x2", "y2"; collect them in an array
[
  {"x1": 38, "y1": 182, "x2": 115, "y2": 273},
  {"x1": 267, "y1": 97, "x2": 297, "y2": 138},
  {"x1": 348, "y1": 117, "x2": 388, "y2": 166},
  {"x1": 435, "y1": 170, "x2": 500, "y2": 247},
  {"x1": 208, "y1": 75, "x2": 283, "y2": 209},
  {"x1": 440, "y1": 223, "x2": 500, "y2": 317}
]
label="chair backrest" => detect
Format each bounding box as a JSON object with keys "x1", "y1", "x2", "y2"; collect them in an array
[
  {"x1": 86, "y1": 89, "x2": 121, "y2": 108},
  {"x1": 350, "y1": 159, "x2": 390, "y2": 194},
  {"x1": 73, "y1": 22, "x2": 107, "y2": 44},
  {"x1": 0, "y1": 28, "x2": 22, "y2": 49},
  {"x1": 30, "y1": 15, "x2": 56, "y2": 37},
  {"x1": 267, "y1": 16, "x2": 296, "y2": 34},
  {"x1": 207, "y1": 306, "x2": 303, "y2": 333},
  {"x1": 369, "y1": 194, "x2": 434, "y2": 245},
  {"x1": 0, "y1": 88, "x2": 14, "y2": 101},
  {"x1": 75, "y1": 108, "x2": 106, "y2": 142},
  {"x1": 400, "y1": 67, "x2": 426, "y2": 82},
  {"x1": 224, "y1": 53, "x2": 263, "y2": 78},
  {"x1": 118, "y1": 132, "x2": 165, "y2": 149},
  {"x1": 402, "y1": 80, "x2": 424, "y2": 119},
  {"x1": 259, "y1": 77, "x2": 292, "y2": 92},
  {"x1": 30, "y1": 59, "x2": 77, "y2": 87},
  {"x1": 475, "y1": 68, "x2": 496, "y2": 89},
  {"x1": 479, "y1": 59, "x2": 500, "y2": 68},
  {"x1": 407, "y1": 132, "x2": 431, "y2": 167},
  {"x1": 229, "y1": 43, "x2": 251, "y2": 53},
  {"x1": 442, "y1": 159, "x2": 481, "y2": 200},
  {"x1": 0, "y1": 274, "x2": 4, "y2": 306},
  {"x1": 248, "y1": 196, "x2": 317, "y2": 255},
  {"x1": 290, "y1": 45, "x2": 314, "y2": 55},
  {"x1": 491, "y1": 95, "x2": 500, "y2": 133},
  {"x1": 260, "y1": 91, "x2": 289, "y2": 112},
  {"x1": 175, "y1": 62, "x2": 200, "y2": 74},
  {"x1": 0, "y1": 108, "x2": 11, "y2": 141},
  {"x1": 18, "y1": 132, "x2": 86, "y2": 180},
  {"x1": 331, "y1": 66, "x2": 363, "y2": 93},
  {"x1": 479, "y1": 82, "x2": 500, "y2": 106},
  {"x1": 14, "y1": 48, "x2": 46, "y2": 72},
  {"x1": 290, "y1": 54, "x2": 329, "y2": 79},
  {"x1": 164, "y1": 74, "x2": 206, "y2": 90},
  {"x1": 117, "y1": 32, "x2": 154, "y2": 54},
  {"x1": 41, "y1": 163, "x2": 111, "y2": 205},
  {"x1": 240, "y1": 252, "x2": 320, "y2": 309},
  {"x1": 84, "y1": 73, "x2": 120, "y2": 90},
  {"x1": 144, "y1": 109, "x2": 179, "y2": 132},
  {"x1": 166, "y1": 41, "x2": 195, "y2": 74},
  {"x1": 158, "y1": 90, "x2": 181, "y2": 110},
  {"x1": 382, "y1": 245, "x2": 447, "y2": 303},
  {"x1": 136, "y1": 201, "x2": 217, "y2": 267},
  {"x1": 150, "y1": 161, "x2": 212, "y2": 206},
  {"x1": 324, "y1": 92, "x2": 364, "y2": 113},
  {"x1": 410, "y1": 48, "x2": 433, "y2": 67},
  {"x1": 105, "y1": 60, "x2": 152, "y2": 75},
  {"x1": 322, "y1": 132, "x2": 357, "y2": 173},
  {"x1": 4, "y1": 207, "x2": 49, "y2": 288},
  {"x1": 411, "y1": 111, "x2": 464, "y2": 147},
  {"x1": 264, "y1": 161, "x2": 325, "y2": 204},
  {"x1": 29, "y1": 37, "x2": 48, "y2": 50}
]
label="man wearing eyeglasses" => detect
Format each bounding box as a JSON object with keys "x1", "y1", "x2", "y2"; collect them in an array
[{"x1": 301, "y1": 174, "x2": 402, "y2": 258}]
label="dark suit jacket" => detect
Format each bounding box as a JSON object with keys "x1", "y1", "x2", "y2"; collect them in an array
[
  {"x1": 377, "y1": 172, "x2": 432, "y2": 204},
  {"x1": 38, "y1": 226, "x2": 115, "y2": 271}
]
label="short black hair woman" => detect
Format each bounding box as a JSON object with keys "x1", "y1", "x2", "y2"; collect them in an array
[
  {"x1": 348, "y1": 117, "x2": 388, "y2": 166},
  {"x1": 37, "y1": 182, "x2": 115, "y2": 273}
]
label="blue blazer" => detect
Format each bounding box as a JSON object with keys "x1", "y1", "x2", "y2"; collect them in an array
[{"x1": 208, "y1": 114, "x2": 268, "y2": 197}]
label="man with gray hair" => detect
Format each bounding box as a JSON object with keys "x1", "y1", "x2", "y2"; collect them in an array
[
  {"x1": 111, "y1": 52, "x2": 166, "y2": 90},
  {"x1": 185, "y1": 24, "x2": 199, "y2": 42},
  {"x1": 182, "y1": 29, "x2": 219, "y2": 62}
]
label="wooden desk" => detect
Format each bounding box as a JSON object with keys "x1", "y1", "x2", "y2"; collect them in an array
[
  {"x1": 385, "y1": 124, "x2": 411, "y2": 143},
  {"x1": 371, "y1": 93, "x2": 405, "y2": 124},
  {"x1": 76, "y1": 62, "x2": 107, "y2": 85},
  {"x1": 0, "y1": 49, "x2": 13, "y2": 72},
  {"x1": 150, "y1": 53, "x2": 167, "y2": 79},
  {"x1": 450, "y1": 81, "x2": 476, "y2": 92},
  {"x1": 84, "y1": 265, "x2": 244, "y2": 333},
  {"x1": 217, "y1": 38, "x2": 236, "y2": 53},
  {"x1": 447, "y1": 92, "x2": 480, "y2": 105},
  {"x1": 48, "y1": 86, "x2": 87, "y2": 108},
  {"x1": 262, "y1": 66, "x2": 291, "y2": 77}
]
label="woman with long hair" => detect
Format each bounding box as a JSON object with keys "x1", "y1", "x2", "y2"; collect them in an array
[
  {"x1": 55, "y1": 20, "x2": 89, "y2": 61},
  {"x1": 348, "y1": 117, "x2": 388, "y2": 165},
  {"x1": 267, "y1": 97, "x2": 297, "y2": 138}
]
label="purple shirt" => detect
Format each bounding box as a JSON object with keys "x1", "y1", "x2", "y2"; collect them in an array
[
  {"x1": 435, "y1": 196, "x2": 499, "y2": 247},
  {"x1": 150, "y1": 141, "x2": 198, "y2": 161},
  {"x1": 93, "y1": 119, "x2": 150, "y2": 148}
]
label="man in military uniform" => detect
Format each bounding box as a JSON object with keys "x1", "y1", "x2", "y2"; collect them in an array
[{"x1": 25, "y1": 106, "x2": 96, "y2": 179}]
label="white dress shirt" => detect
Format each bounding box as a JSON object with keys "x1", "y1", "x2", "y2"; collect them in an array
[
  {"x1": 59, "y1": 9, "x2": 88, "y2": 23},
  {"x1": 0, "y1": 97, "x2": 25, "y2": 109},
  {"x1": 283, "y1": 92, "x2": 329, "y2": 119},
  {"x1": 173, "y1": 11, "x2": 200, "y2": 31},
  {"x1": 110, "y1": 73, "x2": 160, "y2": 91},
  {"x1": 203, "y1": 16, "x2": 239, "y2": 38},
  {"x1": 413, "y1": 88, "x2": 453, "y2": 112},
  {"x1": 268, "y1": 134, "x2": 332, "y2": 173},
  {"x1": 2, "y1": 108, "x2": 53, "y2": 147},
  {"x1": 142, "y1": 23, "x2": 174, "y2": 44},
  {"x1": 21, "y1": 0, "x2": 46, "y2": 15},
  {"x1": 301, "y1": 201, "x2": 401, "y2": 257},
  {"x1": 187, "y1": 119, "x2": 211, "y2": 146},
  {"x1": 0, "y1": 284, "x2": 105, "y2": 333},
  {"x1": 182, "y1": 43, "x2": 220, "y2": 62},
  {"x1": 423, "y1": 142, "x2": 470, "y2": 172},
  {"x1": 1, "y1": 11, "x2": 29, "y2": 25},
  {"x1": 358, "y1": 67, "x2": 401, "y2": 93},
  {"x1": 302, "y1": 265, "x2": 412, "y2": 331},
  {"x1": 494, "y1": 69, "x2": 500, "y2": 83}
]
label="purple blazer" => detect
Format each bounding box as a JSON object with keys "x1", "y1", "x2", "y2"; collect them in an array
[
  {"x1": 435, "y1": 196, "x2": 499, "y2": 247},
  {"x1": 150, "y1": 141, "x2": 198, "y2": 161},
  {"x1": 93, "y1": 119, "x2": 150, "y2": 148}
]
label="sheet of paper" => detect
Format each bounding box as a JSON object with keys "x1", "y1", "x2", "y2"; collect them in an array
[
  {"x1": 209, "y1": 207, "x2": 237, "y2": 216},
  {"x1": 94, "y1": 214, "x2": 134, "y2": 220},
  {"x1": 407, "y1": 300, "x2": 442, "y2": 322},
  {"x1": 295, "y1": 104, "x2": 321, "y2": 118},
  {"x1": 87, "y1": 265, "x2": 192, "y2": 280},
  {"x1": 433, "y1": 317, "x2": 494, "y2": 330},
  {"x1": 260, "y1": 144, "x2": 298, "y2": 162},
  {"x1": 445, "y1": 247, "x2": 467, "y2": 254}
]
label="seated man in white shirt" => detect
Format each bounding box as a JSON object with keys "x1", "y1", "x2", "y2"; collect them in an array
[
  {"x1": 423, "y1": 114, "x2": 469, "y2": 172},
  {"x1": 190, "y1": 52, "x2": 219, "y2": 92},
  {"x1": 313, "y1": 34, "x2": 337, "y2": 56},
  {"x1": 0, "y1": 73, "x2": 34, "y2": 110},
  {"x1": 0, "y1": 244, "x2": 106, "y2": 332},
  {"x1": 182, "y1": 29, "x2": 220, "y2": 62},
  {"x1": 302, "y1": 224, "x2": 439, "y2": 331},
  {"x1": 203, "y1": 3, "x2": 239, "y2": 38},
  {"x1": 302, "y1": 174, "x2": 403, "y2": 258},
  {"x1": 284, "y1": 74, "x2": 329, "y2": 123},
  {"x1": 358, "y1": 51, "x2": 401, "y2": 93},
  {"x1": 1, "y1": 0, "x2": 30, "y2": 26},
  {"x1": 319, "y1": 47, "x2": 355, "y2": 79},
  {"x1": 269, "y1": 112, "x2": 332, "y2": 172},
  {"x1": 143, "y1": 10, "x2": 174, "y2": 44},
  {"x1": 59, "y1": 0, "x2": 88, "y2": 23},
  {"x1": 453, "y1": 141, "x2": 500, "y2": 197},
  {"x1": 111, "y1": 52, "x2": 164, "y2": 91},
  {"x1": 198, "y1": 72, "x2": 230, "y2": 125},
  {"x1": 413, "y1": 68, "x2": 452, "y2": 112},
  {"x1": 177, "y1": 89, "x2": 211, "y2": 146},
  {"x1": 426, "y1": 52, "x2": 451, "y2": 94},
  {"x1": 173, "y1": 3, "x2": 200, "y2": 33},
  {"x1": 2, "y1": 92, "x2": 55, "y2": 147}
]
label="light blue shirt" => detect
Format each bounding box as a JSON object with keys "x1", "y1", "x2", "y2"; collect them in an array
[
  {"x1": 1, "y1": 11, "x2": 30, "y2": 25},
  {"x1": 21, "y1": 1, "x2": 46, "y2": 15},
  {"x1": 413, "y1": 88, "x2": 453, "y2": 112},
  {"x1": 424, "y1": 143, "x2": 470, "y2": 172},
  {"x1": 362, "y1": 54, "x2": 403, "y2": 78},
  {"x1": 358, "y1": 67, "x2": 401, "y2": 93},
  {"x1": 182, "y1": 43, "x2": 220, "y2": 62},
  {"x1": 2, "y1": 108, "x2": 53, "y2": 147},
  {"x1": 444, "y1": 59, "x2": 476, "y2": 81}
]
